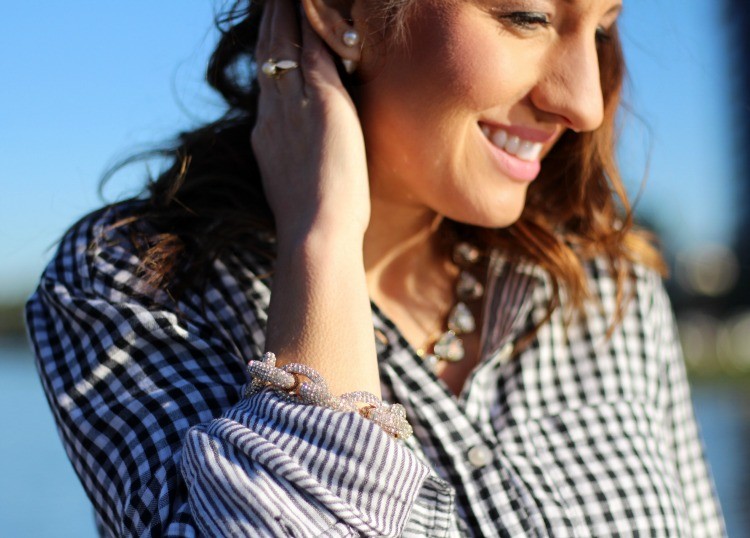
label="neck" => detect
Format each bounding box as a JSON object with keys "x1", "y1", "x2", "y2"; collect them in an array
[
  {"x1": 365, "y1": 198, "x2": 436, "y2": 272},
  {"x1": 364, "y1": 197, "x2": 456, "y2": 311}
]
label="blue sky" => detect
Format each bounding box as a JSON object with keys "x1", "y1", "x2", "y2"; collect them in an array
[{"x1": 0, "y1": 1, "x2": 740, "y2": 302}]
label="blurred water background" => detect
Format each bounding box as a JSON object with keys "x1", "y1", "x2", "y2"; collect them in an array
[{"x1": 2, "y1": 1, "x2": 749, "y2": 536}]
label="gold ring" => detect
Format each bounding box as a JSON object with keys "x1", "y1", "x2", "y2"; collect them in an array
[{"x1": 261, "y1": 59, "x2": 299, "y2": 79}]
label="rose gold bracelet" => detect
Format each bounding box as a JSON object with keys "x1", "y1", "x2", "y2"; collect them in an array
[{"x1": 245, "y1": 352, "x2": 413, "y2": 440}]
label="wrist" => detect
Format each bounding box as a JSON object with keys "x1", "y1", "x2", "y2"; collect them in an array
[
  {"x1": 276, "y1": 219, "x2": 365, "y2": 262},
  {"x1": 273, "y1": 196, "x2": 369, "y2": 247}
]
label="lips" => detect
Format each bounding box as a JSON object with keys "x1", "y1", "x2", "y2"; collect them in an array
[
  {"x1": 478, "y1": 123, "x2": 545, "y2": 183},
  {"x1": 480, "y1": 124, "x2": 544, "y2": 162}
]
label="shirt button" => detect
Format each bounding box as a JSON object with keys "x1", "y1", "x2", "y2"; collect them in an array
[
  {"x1": 374, "y1": 329, "x2": 389, "y2": 354},
  {"x1": 497, "y1": 342, "x2": 514, "y2": 365},
  {"x1": 467, "y1": 444, "x2": 493, "y2": 468}
]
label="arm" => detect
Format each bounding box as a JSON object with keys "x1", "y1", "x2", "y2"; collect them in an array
[
  {"x1": 27, "y1": 212, "x2": 243, "y2": 537},
  {"x1": 27, "y1": 209, "x2": 431, "y2": 537},
  {"x1": 252, "y1": 0, "x2": 381, "y2": 397},
  {"x1": 29, "y1": 3, "x2": 422, "y2": 535},
  {"x1": 178, "y1": 4, "x2": 431, "y2": 533}
]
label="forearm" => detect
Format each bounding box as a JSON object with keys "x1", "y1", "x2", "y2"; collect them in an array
[{"x1": 266, "y1": 226, "x2": 380, "y2": 397}]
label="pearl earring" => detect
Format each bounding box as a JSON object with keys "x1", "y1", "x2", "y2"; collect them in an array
[
  {"x1": 341, "y1": 28, "x2": 360, "y2": 73},
  {"x1": 342, "y1": 29, "x2": 360, "y2": 47},
  {"x1": 341, "y1": 59, "x2": 357, "y2": 74}
]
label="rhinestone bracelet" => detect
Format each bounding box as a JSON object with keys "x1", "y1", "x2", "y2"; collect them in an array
[{"x1": 245, "y1": 352, "x2": 413, "y2": 440}]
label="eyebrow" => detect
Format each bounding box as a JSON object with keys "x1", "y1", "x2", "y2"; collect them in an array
[{"x1": 561, "y1": 0, "x2": 624, "y2": 16}]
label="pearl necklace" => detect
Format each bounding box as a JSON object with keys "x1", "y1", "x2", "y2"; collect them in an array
[{"x1": 417, "y1": 242, "x2": 485, "y2": 372}]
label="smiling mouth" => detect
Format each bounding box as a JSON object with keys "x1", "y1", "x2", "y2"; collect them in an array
[{"x1": 480, "y1": 124, "x2": 544, "y2": 162}]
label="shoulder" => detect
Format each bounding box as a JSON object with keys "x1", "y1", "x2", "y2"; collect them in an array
[
  {"x1": 572, "y1": 256, "x2": 680, "y2": 379},
  {"x1": 28, "y1": 201, "x2": 274, "y2": 360},
  {"x1": 583, "y1": 255, "x2": 671, "y2": 320},
  {"x1": 38, "y1": 200, "x2": 274, "y2": 306},
  {"x1": 522, "y1": 253, "x2": 671, "y2": 333},
  {"x1": 35, "y1": 200, "x2": 154, "y2": 302},
  {"x1": 523, "y1": 255, "x2": 678, "y2": 395},
  {"x1": 584, "y1": 256, "x2": 674, "y2": 340}
]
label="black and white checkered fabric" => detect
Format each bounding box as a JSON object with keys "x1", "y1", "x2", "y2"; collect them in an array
[{"x1": 27, "y1": 203, "x2": 725, "y2": 537}]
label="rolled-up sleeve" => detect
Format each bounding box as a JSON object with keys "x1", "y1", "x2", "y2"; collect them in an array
[
  {"x1": 26, "y1": 207, "x2": 432, "y2": 537},
  {"x1": 182, "y1": 391, "x2": 430, "y2": 537}
]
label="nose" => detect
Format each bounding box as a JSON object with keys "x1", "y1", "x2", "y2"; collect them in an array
[{"x1": 531, "y1": 33, "x2": 604, "y2": 133}]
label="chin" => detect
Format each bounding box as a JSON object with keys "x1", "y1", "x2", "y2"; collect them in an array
[{"x1": 443, "y1": 198, "x2": 526, "y2": 229}]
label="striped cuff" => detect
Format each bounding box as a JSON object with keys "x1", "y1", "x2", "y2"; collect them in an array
[{"x1": 182, "y1": 390, "x2": 430, "y2": 537}]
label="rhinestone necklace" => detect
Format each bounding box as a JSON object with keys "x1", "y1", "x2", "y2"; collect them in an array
[{"x1": 417, "y1": 242, "x2": 485, "y2": 372}]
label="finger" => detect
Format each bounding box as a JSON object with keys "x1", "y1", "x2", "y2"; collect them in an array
[
  {"x1": 255, "y1": 0, "x2": 278, "y2": 93},
  {"x1": 299, "y1": 9, "x2": 345, "y2": 93},
  {"x1": 255, "y1": 0, "x2": 273, "y2": 62},
  {"x1": 257, "y1": 0, "x2": 303, "y2": 92},
  {"x1": 268, "y1": 0, "x2": 301, "y2": 61}
]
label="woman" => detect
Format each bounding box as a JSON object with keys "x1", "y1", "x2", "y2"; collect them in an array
[{"x1": 27, "y1": 0, "x2": 725, "y2": 536}]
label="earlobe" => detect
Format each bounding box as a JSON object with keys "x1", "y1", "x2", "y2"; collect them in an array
[{"x1": 301, "y1": 0, "x2": 363, "y2": 71}]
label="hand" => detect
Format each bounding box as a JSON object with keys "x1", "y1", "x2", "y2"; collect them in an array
[
  {"x1": 252, "y1": 0, "x2": 380, "y2": 397},
  {"x1": 252, "y1": 0, "x2": 371, "y2": 245}
]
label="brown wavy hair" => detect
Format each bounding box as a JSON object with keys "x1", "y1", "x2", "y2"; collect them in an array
[{"x1": 115, "y1": 0, "x2": 665, "y2": 321}]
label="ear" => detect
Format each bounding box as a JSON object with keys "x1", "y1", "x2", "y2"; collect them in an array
[{"x1": 301, "y1": 0, "x2": 365, "y2": 65}]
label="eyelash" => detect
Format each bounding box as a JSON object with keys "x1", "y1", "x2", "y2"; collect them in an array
[
  {"x1": 497, "y1": 11, "x2": 551, "y2": 31},
  {"x1": 496, "y1": 11, "x2": 614, "y2": 45},
  {"x1": 595, "y1": 25, "x2": 612, "y2": 44}
]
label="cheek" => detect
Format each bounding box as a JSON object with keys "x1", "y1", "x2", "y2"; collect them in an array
[
  {"x1": 356, "y1": 3, "x2": 538, "y2": 215},
  {"x1": 406, "y1": 10, "x2": 503, "y2": 112},
  {"x1": 438, "y1": 21, "x2": 500, "y2": 108}
]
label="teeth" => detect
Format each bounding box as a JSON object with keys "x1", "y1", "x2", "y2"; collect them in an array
[
  {"x1": 505, "y1": 136, "x2": 521, "y2": 154},
  {"x1": 482, "y1": 125, "x2": 544, "y2": 162},
  {"x1": 516, "y1": 140, "x2": 543, "y2": 161},
  {"x1": 490, "y1": 129, "x2": 508, "y2": 148}
]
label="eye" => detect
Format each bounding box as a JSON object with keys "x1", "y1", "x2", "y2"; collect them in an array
[
  {"x1": 496, "y1": 11, "x2": 552, "y2": 31},
  {"x1": 595, "y1": 25, "x2": 613, "y2": 45}
]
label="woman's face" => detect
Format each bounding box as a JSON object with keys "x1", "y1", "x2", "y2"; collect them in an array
[{"x1": 355, "y1": 0, "x2": 622, "y2": 228}]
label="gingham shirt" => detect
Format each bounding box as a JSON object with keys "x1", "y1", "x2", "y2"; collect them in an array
[{"x1": 27, "y1": 203, "x2": 725, "y2": 537}]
